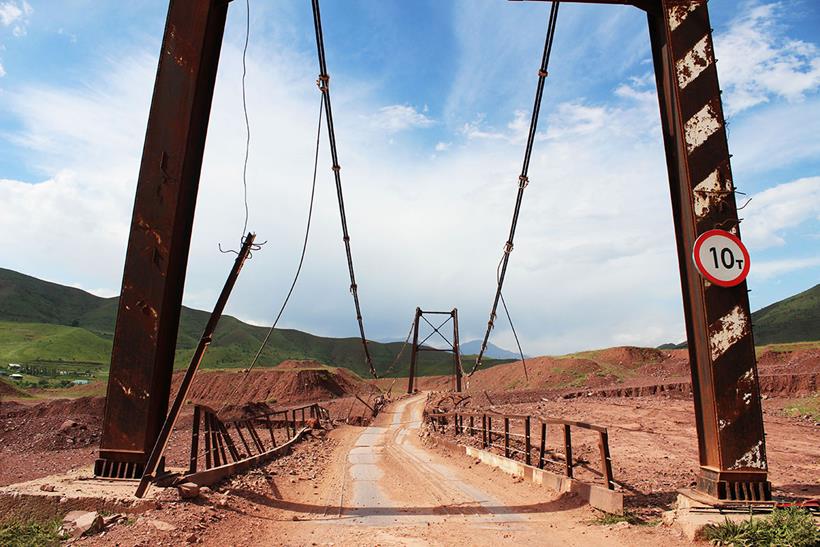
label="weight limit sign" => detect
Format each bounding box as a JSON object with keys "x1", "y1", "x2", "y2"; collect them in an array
[{"x1": 693, "y1": 229, "x2": 751, "y2": 288}]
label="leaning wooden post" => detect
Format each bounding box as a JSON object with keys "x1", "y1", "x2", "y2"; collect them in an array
[
  {"x1": 134, "y1": 234, "x2": 256, "y2": 498},
  {"x1": 539, "y1": 422, "x2": 547, "y2": 469}
]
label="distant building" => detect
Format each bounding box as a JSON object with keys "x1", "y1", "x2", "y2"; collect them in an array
[
  {"x1": 9, "y1": 373, "x2": 24, "y2": 381},
  {"x1": 72, "y1": 379, "x2": 90, "y2": 385},
  {"x1": 8, "y1": 363, "x2": 21, "y2": 370}
]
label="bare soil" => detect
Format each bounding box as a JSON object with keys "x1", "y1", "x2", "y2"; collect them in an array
[
  {"x1": 77, "y1": 396, "x2": 694, "y2": 547},
  {"x1": 0, "y1": 347, "x2": 816, "y2": 545}
]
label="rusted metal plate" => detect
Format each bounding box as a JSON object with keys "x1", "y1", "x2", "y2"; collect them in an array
[
  {"x1": 98, "y1": 0, "x2": 230, "y2": 471},
  {"x1": 649, "y1": 0, "x2": 769, "y2": 499}
]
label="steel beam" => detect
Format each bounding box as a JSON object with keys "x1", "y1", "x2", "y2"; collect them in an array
[
  {"x1": 134, "y1": 233, "x2": 256, "y2": 497},
  {"x1": 452, "y1": 308, "x2": 463, "y2": 392},
  {"x1": 407, "y1": 308, "x2": 421, "y2": 394},
  {"x1": 96, "y1": 0, "x2": 230, "y2": 477},
  {"x1": 648, "y1": 0, "x2": 769, "y2": 500}
]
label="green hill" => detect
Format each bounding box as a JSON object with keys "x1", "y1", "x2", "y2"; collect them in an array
[
  {"x1": 0, "y1": 268, "x2": 501, "y2": 377},
  {"x1": 657, "y1": 283, "x2": 820, "y2": 349},
  {"x1": 752, "y1": 284, "x2": 820, "y2": 345}
]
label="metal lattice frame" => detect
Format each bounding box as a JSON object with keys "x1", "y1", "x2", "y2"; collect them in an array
[{"x1": 407, "y1": 308, "x2": 463, "y2": 394}]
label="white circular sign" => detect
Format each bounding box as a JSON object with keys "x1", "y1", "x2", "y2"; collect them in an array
[{"x1": 692, "y1": 229, "x2": 750, "y2": 287}]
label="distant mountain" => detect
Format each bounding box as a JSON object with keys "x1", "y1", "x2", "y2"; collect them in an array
[
  {"x1": 0, "y1": 268, "x2": 507, "y2": 377},
  {"x1": 657, "y1": 283, "x2": 820, "y2": 349},
  {"x1": 460, "y1": 340, "x2": 523, "y2": 360}
]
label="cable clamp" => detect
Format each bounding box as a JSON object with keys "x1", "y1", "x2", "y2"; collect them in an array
[
  {"x1": 317, "y1": 73, "x2": 330, "y2": 93},
  {"x1": 332, "y1": 164, "x2": 341, "y2": 172},
  {"x1": 343, "y1": 235, "x2": 350, "y2": 242},
  {"x1": 350, "y1": 283, "x2": 357, "y2": 293},
  {"x1": 503, "y1": 241, "x2": 514, "y2": 254},
  {"x1": 518, "y1": 175, "x2": 529, "y2": 189},
  {"x1": 538, "y1": 69, "x2": 548, "y2": 78}
]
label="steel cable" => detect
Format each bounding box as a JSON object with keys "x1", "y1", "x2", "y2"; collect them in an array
[
  {"x1": 219, "y1": 96, "x2": 324, "y2": 411},
  {"x1": 470, "y1": 1, "x2": 560, "y2": 376},
  {"x1": 311, "y1": 0, "x2": 377, "y2": 378}
]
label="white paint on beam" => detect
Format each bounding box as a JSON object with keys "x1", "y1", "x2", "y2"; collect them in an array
[
  {"x1": 668, "y1": 3, "x2": 698, "y2": 32},
  {"x1": 685, "y1": 103, "x2": 721, "y2": 153},
  {"x1": 692, "y1": 169, "x2": 730, "y2": 219},
  {"x1": 677, "y1": 35, "x2": 712, "y2": 89},
  {"x1": 709, "y1": 305, "x2": 749, "y2": 362},
  {"x1": 730, "y1": 440, "x2": 767, "y2": 470}
]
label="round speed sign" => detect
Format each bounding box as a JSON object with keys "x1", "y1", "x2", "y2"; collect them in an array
[{"x1": 692, "y1": 230, "x2": 750, "y2": 287}]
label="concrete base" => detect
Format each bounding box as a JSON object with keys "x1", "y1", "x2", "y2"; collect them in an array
[
  {"x1": 432, "y1": 436, "x2": 624, "y2": 514},
  {"x1": 662, "y1": 491, "x2": 772, "y2": 541},
  {"x1": 0, "y1": 467, "x2": 158, "y2": 520}
]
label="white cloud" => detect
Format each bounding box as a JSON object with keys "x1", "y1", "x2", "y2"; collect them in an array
[
  {"x1": 0, "y1": 44, "x2": 687, "y2": 355},
  {"x1": 0, "y1": 2, "x2": 23, "y2": 26},
  {"x1": 742, "y1": 177, "x2": 820, "y2": 249},
  {"x1": 715, "y1": 2, "x2": 820, "y2": 115},
  {"x1": 370, "y1": 104, "x2": 434, "y2": 132},
  {"x1": 0, "y1": 1, "x2": 33, "y2": 76},
  {"x1": 1, "y1": 3, "x2": 815, "y2": 358},
  {"x1": 751, "y1": 256, "x2": 820, "y2": 281}
]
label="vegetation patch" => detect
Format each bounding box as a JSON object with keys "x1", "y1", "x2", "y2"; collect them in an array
[
  {"x1": 0, "y1": 518, "x2": 65, "y2": 547},
  {"x1": 702, "y1": 507, "x2": 819, "y2": 546},
  {"x1": 590, "y1": 510, "x2": 656, "y2": 526},
  {"x1": 783, "y1": 393, "x2": 820, "y2": 422}
]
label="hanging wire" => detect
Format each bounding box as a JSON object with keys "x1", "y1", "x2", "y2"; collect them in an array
[
  {"x1": 219, "y1": 96, "x2": 325, "y2": 410},
  {"x1": 470, "y1": 1, "x2": 560, "y2": 376},
  {"x1": 219, "y1": 0, "x2": 253, "y2": 255},
  {"x1": 494, "y1": 254, "x2": 529, "y2": 380},
  {"x1": 240, "y1": 0, "x2": 251, "y2": 239},
  {"x1": 311, "y1": 0, "x2": 377, "y2": 378},
  {"x1": 500, "y1": 293, "x2": 528, "y2": 381}
]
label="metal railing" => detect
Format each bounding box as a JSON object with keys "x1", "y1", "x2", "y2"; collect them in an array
[
  {"x1": 190, "y1": 402, "x2": 330, "y2": 473},
  {"x1": 428, "y1": 410, "x2": 615, "y2": 490}
]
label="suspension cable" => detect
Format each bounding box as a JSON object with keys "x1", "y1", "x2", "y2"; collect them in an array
[
  {"x1": 470, "y1": 1, "x2": 560, "y2": 376},
  {"x1": 311, "y1": 0, "x2": 377, "y2": 378},
  {"x1": 219, "y1": 95, "x2": 324, "y2": 410},
  {"x1": 380, "y1": 317, "x2": 417, "y2": 378}
]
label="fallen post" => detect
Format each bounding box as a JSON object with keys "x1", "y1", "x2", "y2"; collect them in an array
[{"x1": 135, "y1": 233, "x2": 256, "y2": 498}]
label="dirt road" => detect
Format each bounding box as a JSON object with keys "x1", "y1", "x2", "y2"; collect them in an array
[{"x1": 206, "y1": 394, "x2": 688, "y2": 546}]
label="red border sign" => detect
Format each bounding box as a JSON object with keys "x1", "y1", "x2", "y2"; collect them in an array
[{"x1": 692, "y1": 229, "x2": 751, "y2": 288}]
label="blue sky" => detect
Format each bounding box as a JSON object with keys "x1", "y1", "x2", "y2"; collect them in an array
[{"x1": 0, "y1": 0, "x2": 818, "y2": 354}]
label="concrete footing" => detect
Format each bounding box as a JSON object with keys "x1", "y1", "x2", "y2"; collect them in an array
[
  {"x1": 662, "y1": 490, "x2": 775, "y2": 541},
  {"x1": 0, "y1": 468, "x2": 157, "y2": 520},
  {"x1": 432, "y1": 435, "x2": 624, "y2": 514}
]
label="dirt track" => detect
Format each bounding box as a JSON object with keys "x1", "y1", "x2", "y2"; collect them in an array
[{"x1": 198, "y1": 394, "x2": 689, "y2": 546}]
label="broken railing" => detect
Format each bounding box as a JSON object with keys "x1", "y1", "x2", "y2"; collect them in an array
[
  {"x1": 188, "y1": 402, "x2": 330, "y2": 476},
  {"x1": 428, "y1": 411, "x2": 615, "y2": 491}
]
